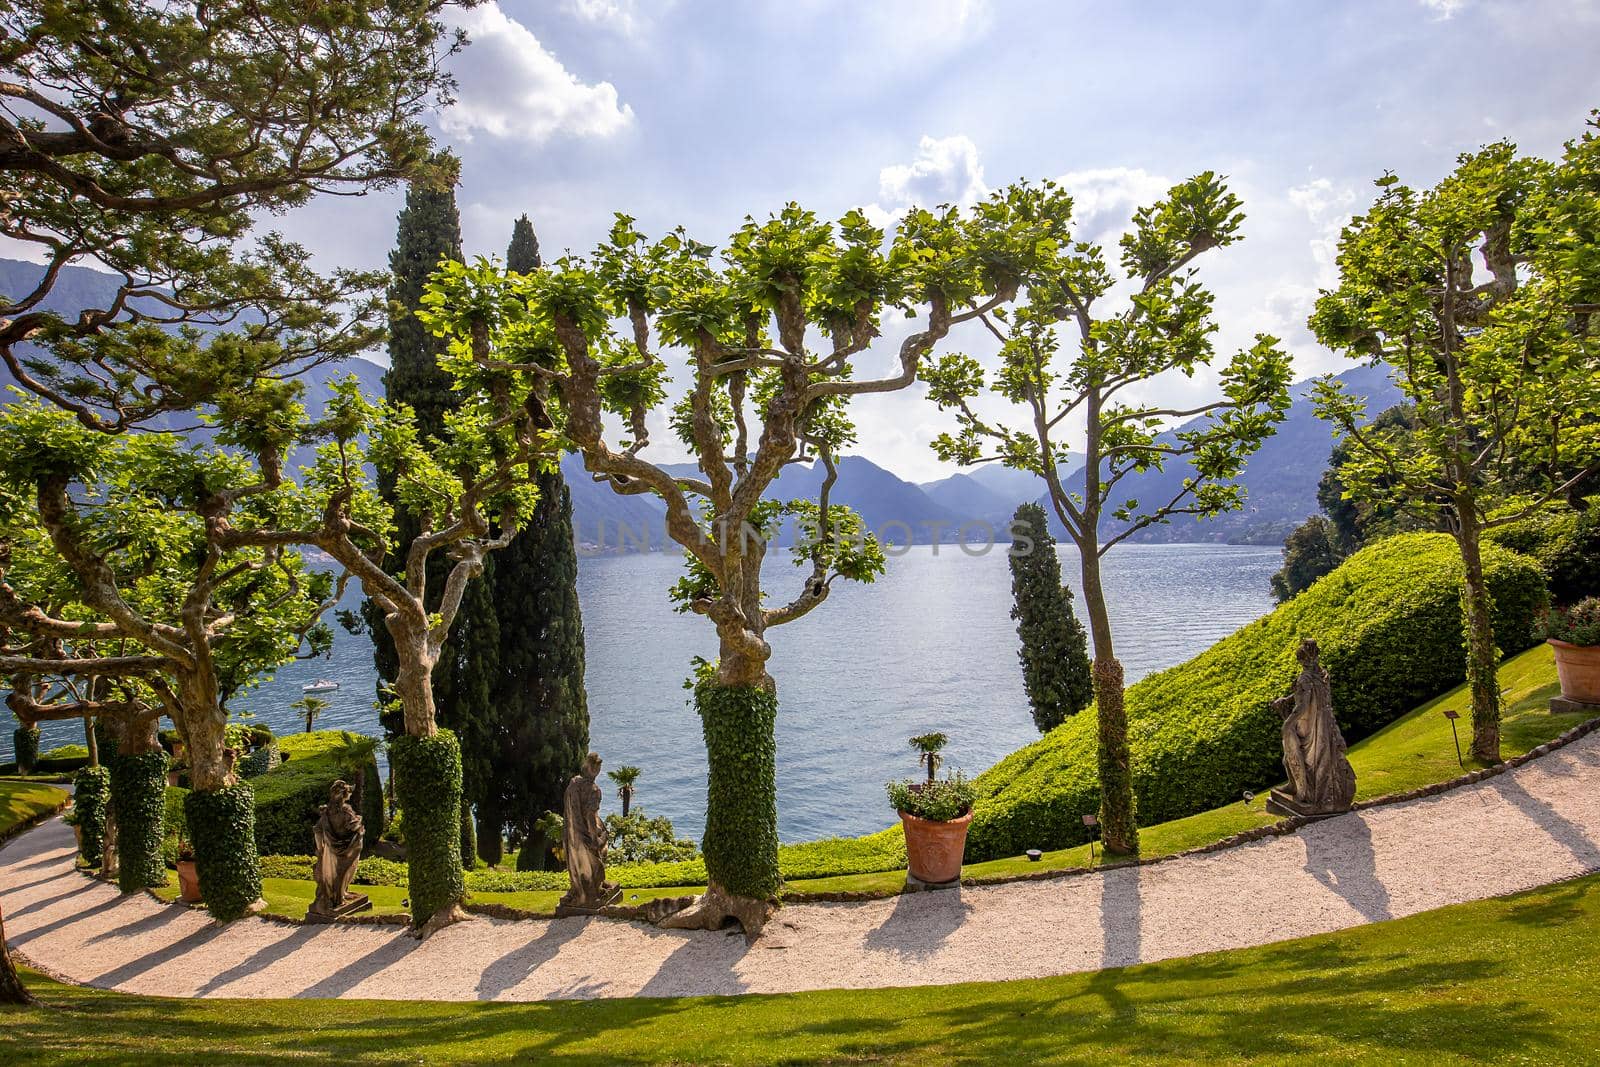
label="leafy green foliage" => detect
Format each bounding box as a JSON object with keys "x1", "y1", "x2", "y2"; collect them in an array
[
  {"x1": 604, "y1": 810, "x2": 699, "y2": 865},
  {"x1": 110, "y1": 749, "x2": 169, "y2": 892},
  {"x1": 1488, "y1": 508, "x2": 1600, "y2": 607},
  {"x1": 72, "y1": 766, "x2": 111, "y2": 867},
  {"x1": 966, "y1": 534, "x2": 1547, "y2": 861},
  {"x1": 887, "y1": 774, "x2": 975, "y2": 823},
  {"x1": 391, "y1": 730, "x2": 465, "y2": 927},
  {"x1": 184, "y1": 783, "x2": 262, "y2": 921},
  {"x1": 1537, "y1": 598, "x2": 1600, "y2": 646},
  {"x1": 695, "y1": 681, "x2": 780, "y2": 900},
  {"x1": 1008, "y1": 503, "x2": 1093, "y2": 729},
  {"x1": 236, "y1": 740, "x2": 281, "y2": 780},
  {"x1": 251, "y1": 731, "x2": 382, "y2": 857},
  {"x1": 1270, "y1": 516, "x2": 1344, "y2": 603}
]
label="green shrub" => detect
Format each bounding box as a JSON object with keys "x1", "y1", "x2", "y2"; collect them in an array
[
  {"x1": 13, "y1": 726, "x2": 40, "y2": 774},
  {"x1": 237, "y1": 740, "x2": 281, "y2": 780},
  {"x1": 887, "y1": 774, "x2": 975, "y2": 822},
  {"x1": 696, "y1": 680, "x2": 781, "y2": 901},
  {"x1": 1488, "y1": 509, "x2": 1600, "y2": 607},
  {"x1": 42, "y1": 743, "x2": 88, "y2": 762},
  {"x1": 251, "y1": 731, "x2": 382, "y2": 856},
  {"x1": 110, "y1": 748, "x2": 169, "y2": 891},
  {"x1": 73, "y1": 766, "x2": 111, "y2": 867},
  {"x1": 966, "y1": 533, "x2": 1548, "y2": 862},
  {"x1": 604, "y1": 810, "x2": 698, "y2": 865},
  {"x1": 391, "y1": 730, "x2": 465, "y2": 928},
  {"x1": 184, "y1": 783, "x2": 262, "y2": 921}
]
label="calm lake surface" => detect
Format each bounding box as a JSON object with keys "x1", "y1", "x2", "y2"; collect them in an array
[{"x1": 13, "y1": 544, "x2": 1280, "y2": 842}]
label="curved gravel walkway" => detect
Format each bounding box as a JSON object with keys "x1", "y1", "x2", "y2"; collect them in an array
[{"x1": 5, "y1": 731, "x2": 1600, "y2": 1001}]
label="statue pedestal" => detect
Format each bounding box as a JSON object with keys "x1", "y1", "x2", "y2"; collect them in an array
[
  {"x1": 1550, "y1": 696, "x2": 1600, "y2": 716},
  {"x1": 306, "y1": 893, "x2": 372, "y2": 924},
  {"x1": 1267, "y1": 789, "x2": 1350, "y2": 821},
  {"x1": 555, "y1": 885, "x2": 622, "y2": 917}
]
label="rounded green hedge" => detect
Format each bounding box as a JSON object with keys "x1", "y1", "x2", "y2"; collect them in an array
[
  {"x1": 13, "y1": 726, "x2": 40, "y2": 775},
  {"x1": 696, "y1": 681, "x2": 780, "y2": 901},
  {"x1": 72, "y1": 766, "x2": 111, "y2": 867},
  {"x1": 251, "y1": 732, "x2": 382, "y2": 856},
  {"x1": 965, "y1": 533, "x2": 1548, "y2": 862},
  {"x1": 110, "y1": 749, "x2": 169, "y2": 892},
  {"x1": 391, "y1": 730, "x2": 465, "y2": 929},
  {"x1": 184, "y1": 783, "x2": 262, "y2": 921},
  {"x1": 1487, "y1": 508, "x2": 1600, "y2": 607}
]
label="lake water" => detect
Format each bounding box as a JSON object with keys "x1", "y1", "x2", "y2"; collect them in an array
[{"x1": 10, "y1": 543, "x2": 1280, "y2": 842}]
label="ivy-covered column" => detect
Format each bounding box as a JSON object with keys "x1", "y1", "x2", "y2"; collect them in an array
[
  {"x1": 391, "y1": 729, "x2": 466, "y2": 930},
  {"x1": 695, "y1": 680, "x2": 780, "y2": 902},
  {"x1": 108, "y1": 747, "x2": 168, "y2": 892},
  {"x1": 184, "y1": 783, "x2": 263, "y2": 921},
  {"x1": 72, "y1": 766, "x2": 111, "y2": 866},
  {"x1": 12, "y1": 725, "x2": 39, "y2": 775}
]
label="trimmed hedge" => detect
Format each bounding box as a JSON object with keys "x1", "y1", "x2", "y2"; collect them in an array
[
  {"x1": 72, "y1": 766, "x2": 111, "y2": 867},
  {"x1": 237, "y1": 740, "x2": 281, "y2": 780},
  {"x1": 252, "y1": 731, "x2": 382, "y2": 856},
  {"x1": 110, "y1": 749, "x2": 169, "y2": 891},
  {"x1": 391, "y1": 730, "x2": 465, "y2": 928},
  {"x1": 965, "y1": 533, "x2": 1548, "y2": 863},
  {"x1": 696, "y1": 681, "x2": 781, "y2": 901},
  {"x1": 13, "y1": 727, "x2": 40, "y2": 775},
  {"x1": 185, "y1": 783, "x2": 263, "y2": 921},
  {"x1": 1487, "y1": 508, "x2": 1600, "y2": 608}
]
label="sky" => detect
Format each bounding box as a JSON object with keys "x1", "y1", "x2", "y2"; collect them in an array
[{"x1": 87, "y1": 0, "x2": 1600, "y2": 480}]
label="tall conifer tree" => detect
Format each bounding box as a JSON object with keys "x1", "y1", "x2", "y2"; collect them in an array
[
  {"x1": 493, "y1": 214, "x2": 591, "y2": 871},
  {"x1": 366, "y1": 168, "x2": 501, "y2": 869},
  {"x1": 1007, "y1": 503, "x2": 1093, "y2": 732}
]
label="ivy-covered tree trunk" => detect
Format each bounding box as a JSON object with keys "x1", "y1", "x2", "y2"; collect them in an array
[
  {"x1": 475, "y1": 803, "x2": 504, "y2": 867},
  {"x1": 1454, "y1": 497, "x2": 1502, "y2": 763},
  {"x1": 391, "y1": 730, "x2": 466, "y2": 931},
  {"x1": 72, "y1": 766, "x2": 111, "y2": 867},
  {"x1": 1080, "y1": 550, "x2": 1138, "y2": 855},
  {"x1": 107, "y1": 725, "x2": 168, "y2": 893},
  {"x1": 183, "y1": 784, "x2": 262, "y2": 921},
  {"x1": 0, "y1": 902, "x2": 33, "y2": 1006},
  {"x1": 12, "y1": 725, "x2": 39, "y2": 775},
  {"x1": 458, "y1": 796, "x2": 476, "y2": 872}
]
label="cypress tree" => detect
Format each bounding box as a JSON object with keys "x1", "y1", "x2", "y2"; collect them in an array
[
  {"x1": 1007, "y1": 503, "x2": 1093, "y2": 733},
  {"x1": 494, "y1": 213, "x2": 590, "y2": 872},
  {"x1": 363, "y1": 166, "x2": 499, "y2": 863}
]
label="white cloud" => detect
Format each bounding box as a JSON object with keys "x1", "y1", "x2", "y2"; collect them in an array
[
  {"x1": 562, "y1": 0, "x2": 668, "y2": 36},
  {"x1": 865, "y1": 135, "x2": 988, "y2": 225},
  {"x1": 441, "y1": 3, "x2": 634, "y2": 143},
  {"x1": 1286, "y1": 177, "x2": 1356, "y2": 287},
  {"x1": 1419, "y1": 0, "x2": 1467, "y2": 18},
  {"x1": 1053, "y1": 167, "x2": 1174, "y2": 244}
]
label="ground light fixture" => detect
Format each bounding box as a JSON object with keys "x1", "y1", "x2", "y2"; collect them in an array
[
  {"x1": 1444, "y1": 709, "x2": 1464, "y2": 768},
  {"x1": 1082, "y1": 813, "x2": 1100, "y2": 863}
]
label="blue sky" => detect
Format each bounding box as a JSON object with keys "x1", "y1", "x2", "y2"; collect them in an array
[{"x1": 193, "y1": 1, "x2": 1600, "y2": 478}]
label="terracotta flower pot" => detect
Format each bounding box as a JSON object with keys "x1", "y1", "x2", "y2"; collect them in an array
[
  {"x1": 176, "y1": 859, "x2": 203, "y2": 904},
  {"x1": 1549, "y1": 639, "x2": 1600, "y2": 705},
  {"x1": 899, "y1": 808, "x2": 973, "y2": 885}
]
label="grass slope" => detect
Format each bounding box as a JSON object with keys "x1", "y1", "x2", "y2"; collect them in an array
[
  {"x1": 0, "y1": 779, "x2": 68, "y2": 839},
  {"x1": 6, "y1": 873, "x2": 1599, "y2": 1064}
]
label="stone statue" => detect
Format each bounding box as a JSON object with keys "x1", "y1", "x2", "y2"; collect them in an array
[
  {"x1": 1268, "y1": 639, "x2": 1357, "y2": 818},
  {"x1": 307, "y1": 780, "x2": 371, "y2": 922},
  {"x1": 556, "y1": 752, "x2": 620, "y2": 915}
]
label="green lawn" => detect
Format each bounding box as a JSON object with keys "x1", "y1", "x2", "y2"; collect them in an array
[
  {"x1": 6, "y1": 872, "x2": 1599, "y2": 1064},
  {"x1": 0, "y1": 779, "x2": 69, "y2": 840}
]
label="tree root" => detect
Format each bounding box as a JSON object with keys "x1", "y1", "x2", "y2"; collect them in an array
[
  {"x1": 656, "y1": 884, "x2": 775, "y2": 938},
  {"x1": 412, "y1": 901, "x2": 471, "y2": 940}
]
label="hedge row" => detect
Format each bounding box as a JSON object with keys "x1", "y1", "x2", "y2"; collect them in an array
[
  {"x1": 252, "y1": 731, "x2": 382, "y2": 856},
  {"x1": 964, "y1": 533, "x2": 1548, "y2": 863},
  {"x1": 1487, "y1": 508, "x2": 1600, "y2": 607}
]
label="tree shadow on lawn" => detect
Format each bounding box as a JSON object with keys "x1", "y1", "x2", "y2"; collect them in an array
[{"x1": 1500, "y1": 876, "x2": 1598, "y2": 930}]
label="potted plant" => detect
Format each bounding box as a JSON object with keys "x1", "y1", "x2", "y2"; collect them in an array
[
  {"x1": 888, "y1": 733, "x2": 975, "y2": 885},
  {"x1": 175, "y1": 837, "x2": 203, "y2": 904},
  {"x1": 1539, "y1": 597, "x2": 1600, "y2": 705}
]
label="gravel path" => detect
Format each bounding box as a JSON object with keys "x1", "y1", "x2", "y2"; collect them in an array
[{"x1": 6, "y1": 732, "x2": 1600, "y2": 1002}]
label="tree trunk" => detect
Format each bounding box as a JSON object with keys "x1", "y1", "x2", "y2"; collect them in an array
[
  {"x1": 1455, "y1": 508, "x2": 1502, "y2": 763},
  {"x1": 660, "y1": 647, "x2": 779, "y2": 936},
  {"x1": 84, "y1": 715, "x2": 98, "y2": 767},
  {"x1": 0, "y1": 902, "x2": 34, "y2": 1006},
  {"x1": 458, "y1": 796, "x2": 476, "y2": 872},
  {"x1": 474, "y1": 805, "x2": 504, "y2": 867},
  {"x1": 1079, "y1": 548, "x2": 1138, "y2": 855},
  {"x1": 620, "y1": 788, "x2": 632, "y2": 818}
]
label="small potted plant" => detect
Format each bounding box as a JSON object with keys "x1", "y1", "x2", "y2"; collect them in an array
[
  {"x1": 888, "y1": 733, "x2": 976, "y2": 885},
  {"x1": 1539, "y1": 597, "x2": 1600, "y2": 705},
  {"x1": 175, "y1": 837, "x2": 203, "y2": 904}
]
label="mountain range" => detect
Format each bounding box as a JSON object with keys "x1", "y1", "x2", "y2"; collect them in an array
[{"x1": 1, "y1": 256, "x2": 1398, "y2": 552}]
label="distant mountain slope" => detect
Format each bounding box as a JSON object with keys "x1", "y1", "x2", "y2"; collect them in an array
[{"x1": 1038, "y1": 362, "x2": 1402, "y2": 545}]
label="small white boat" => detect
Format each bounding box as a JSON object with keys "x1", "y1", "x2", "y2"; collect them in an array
[{"x1": 302, "y1": 679, "x2": 340, "y2": 694}]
